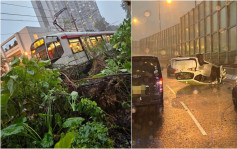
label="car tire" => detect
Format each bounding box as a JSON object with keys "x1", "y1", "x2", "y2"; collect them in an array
[{"x1": 233, "y1": 87, "x2": 237, "y2": 112}]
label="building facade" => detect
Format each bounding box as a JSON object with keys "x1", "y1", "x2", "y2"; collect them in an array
[
  {"x1": 1, "y1": 26, "x2": 56, "y2": 71},
  {"x1": 139, "y1": 1, "x2": 237, "y2": 66},
  {"x1": 31, "y1": 1, "x2": 103, "y2": 32}
]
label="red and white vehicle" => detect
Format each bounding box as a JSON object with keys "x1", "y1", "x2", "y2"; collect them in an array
[{"x1": 30, "y1": 31, "x2": 114, "y2": 68}]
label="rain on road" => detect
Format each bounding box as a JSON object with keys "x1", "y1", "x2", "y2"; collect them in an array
[{"x1": 132, "y1": 68, "x2": 237, "y2": 148}]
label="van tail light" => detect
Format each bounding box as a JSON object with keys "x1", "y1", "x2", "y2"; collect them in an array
[{"x1": 158, "y1": 78, "x2": 163, "y2": 93}]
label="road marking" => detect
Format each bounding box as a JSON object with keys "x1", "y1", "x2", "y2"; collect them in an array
[
  {"x1": 180, "y1": 101, "x2": 207, "y2": 136},
  {"x1": 166, "y1": 85, "x2": 176, "y2": 95}
]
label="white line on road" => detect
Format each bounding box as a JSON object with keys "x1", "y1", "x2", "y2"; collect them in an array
[
  {"x1": 180, "y1": 101, "x2": 207, "y2": 136},
  {"x1": 166, "y1": 85, "x2": 176, "y2": 95}
]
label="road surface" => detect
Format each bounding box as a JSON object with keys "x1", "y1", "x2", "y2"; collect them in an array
[{"x1": 132, "y1": 69, "x2": 237, "y2": 148}]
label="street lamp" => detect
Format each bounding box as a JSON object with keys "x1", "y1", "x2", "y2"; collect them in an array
[
  {"x1": 167, "y1": 0, "x2": 172, "y2": 4},
  {"x1": 133, "y1": 18, "x2": 138, "y2": 24}
]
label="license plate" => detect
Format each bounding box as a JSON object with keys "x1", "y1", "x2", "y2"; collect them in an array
[{"x1": 132, "y1": 85, "x2": 146, "y2": 95}]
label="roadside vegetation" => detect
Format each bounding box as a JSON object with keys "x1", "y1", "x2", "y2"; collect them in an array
[{"x1": 1, "y1": 18, "x2": 131, "y2": 148}]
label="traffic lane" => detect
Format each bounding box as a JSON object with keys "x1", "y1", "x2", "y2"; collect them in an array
[
  {"x1": 132, "y1": 69, "x2": 237, "y2": 148},
  {"x1": 132, "y1": 105, "x2": 163, "y2": 148},
  {"x1": 132, "y1": 74, "x2": 201, "y2": 148},
  {"x1": 159, "y1": 70, "x2": 237, "y2": 148}
]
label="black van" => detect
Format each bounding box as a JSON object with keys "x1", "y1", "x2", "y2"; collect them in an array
[{"x1": 132, "y1": 56, "x2": 163, "y2": 108}]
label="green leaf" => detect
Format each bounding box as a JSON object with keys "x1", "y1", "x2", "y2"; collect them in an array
[
  {"x1": 1, "y1": 94, "x2": 10, "y2": 117},
  {"x1": 27, "y1": 70, "x2": 34, "y2": 75},
  {"x1": 42, "y1": 82, "x2": 49, "y2": 88},
  {"x1": 92, "y1": 74, "x2": 105, "y2": 78},
  {"x1": 7, "y1": 79, "x2": 15, "y2": 95},
  {"x1": 40, "y1": 133, "x2": 54, "y2": 148},
  {"x1": 62, "y1": 117, "x2": 85, "y2": 128},
  {"x1": 55, "y1": 113, "x2": 62, "y2": 127},
  {"x1": 10, "y1": 75, "x2": 18, "y2": 81},
  {"x1": 1, "y1": 124, "x2": 25, "y2": 138},
  {"x1": 13, "y1": 116, "x2": 27, "y2": 124},
  {"x1": 10, "y1": 56, "x2": 20, "y2": 67},
  {"x1": 54, "y1": 131, "x2": 75, "y2": 148},
  {"x1": 38, "y1": 60, "x2": 51, "y2": 67},
  {"x1": 38, "y1": 113, "x2": 52, "y2": 118},
  {"x1": 120, "y1": 68, "x2": 128, "y2": 72},
  {"x1": 71, "y1": 91, "x2": 78, "y2": 101}
]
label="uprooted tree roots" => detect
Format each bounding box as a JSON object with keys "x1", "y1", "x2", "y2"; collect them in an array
[{"x1": 60, "y1": 61, "x2": 131, "y2": 148}]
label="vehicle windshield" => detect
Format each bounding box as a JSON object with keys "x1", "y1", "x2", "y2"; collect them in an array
[
  {"x1": 132, "y1": 57, "x2": 161, "y2": 77},
  {"x1": 46, "y1": 37, "x2": 63, "y2": 60},
  {"x1": 31, "y1": 38, "x2": 48, "y2": 60},
  {"x1": 171, "y1": 59, "x2": 197, "y2": 70}
]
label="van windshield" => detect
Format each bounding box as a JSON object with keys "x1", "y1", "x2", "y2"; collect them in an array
[
  {"x1": 171, "y1": 59, "x2": 197, "y2": 70},
  {"x1": 132, "y1": 57, "x2": 161, "y2": 77}
]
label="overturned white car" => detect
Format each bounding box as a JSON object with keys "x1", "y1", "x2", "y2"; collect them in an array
[{"x1": 171, "y1": 54, "x2": 226, "y2": 85}]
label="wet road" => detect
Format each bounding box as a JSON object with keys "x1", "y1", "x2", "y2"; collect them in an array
[{"x1": 132, "y1": 69, "x2": 237, "y2": 148}]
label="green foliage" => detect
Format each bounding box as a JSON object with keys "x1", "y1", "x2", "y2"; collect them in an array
[
  {"x1": 95, "y1": 18, "x2": 131, "y2": 77},
  {"x1": 73, "y1": 121, "x2": 114, "y2": 148},
  {"x1": 62, "y1": 117, "x2": 85, "y2": 129},
  {"x1": 40, "y1": 133, "x2": 54, "y2": 148},
  {"x1": 1, "y1": 56, "x2": 62, "y2": 120},
  {"x1": 77, "y1": 98, "x2": 105, "y2": 121},
  {"x1": 1, "y1": 123, "x2": 25, "y2": 138},
  {"x1": 68, "y1": 91, "x2": 79, "y2": 111},
  {"x1": 110, "y1": 18, "x2": 131, "y2": 61},
  {"x1": 54, "y1": 131, "x2": 75, "y2": 148}
]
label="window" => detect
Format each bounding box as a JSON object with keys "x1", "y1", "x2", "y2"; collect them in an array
[
  {"x1": 229, "y1": 2, "x2": 237, "y2": 27},
  {"x1": 212, "y1": 13, "x2": 218, "y2": 33},
  {"x1": 229, "y1": 27, "x2": 237, "y2": 51},
  {"x1": 189, "y1": 10, "x2": 193, "y2": 25},
  {"x1": 205, "y1": 1, "x2": 210, "y2": 16},
  {"x1": 199, "y1": 3, "x2": 204, "y2": 20},
  {"x1": 47, "y1": 41, "x2": 64, "y2": 59},
  {"x1": 213, "y1": 33, "x2": 219, "y2": 53},
  {"x1": 186, "y1": 42, "x2": 189, "y2": 56},
  {"x1": 212, "y1": 1, "x2": 218, "y2": 13},
  {"x1": 185, "y1": 14, "x2": 189, "y2": 27},
  {"x1": 68, "y1": 38, "x2": 83, "y2": 53},
  {"x1": 2, "y1": 37, "x2": 18, "y2": 52},
  {"x1": 190, "y1": 40, "x2": 194, "y2": 55},
  {"x1": 185, "y1": 27, "x2": 189, "y2": 41},
  {"x1": 181, "y1": 43, "x2": 185, "y2": 55},
  {"x1": 190, "y1": 25, "x2": 194, "y2": 40},
  {"x1": 200, "y1": 37, "x2": 205, "y2": 54},
  {"x1": 220, "y1": 30, "x2": 227, "y2": 52},
  {"x1": 200, "y1": 20, "x2": 204, "y2": 37},
  {"x1": 194, "y1": 7, "x2": 198, "y2": 23},
  {"x1": 220, "y1": 1, "x2": 225, "y2": 8},
  {"x1": 96, "y1": 36, "x2": 102, "y2": 42},
  {"x1": 220, "y1": 7, "x2": 226, "y2": 29},
  {"x1": 195, "y1": 39, "x2": 199, "y2": 54},
  {"x1": 206, "y1": 16, "x2": 211, "y2": 35},
  {"x1": 195, "y1": 23, "x2": 199, "y2": 38},
  {"x1": 90, "y1": 37, "x2": 97, "y2": 46},
  {"x1": 206, "y1": 35, "x2": 211, "y2": 53}
]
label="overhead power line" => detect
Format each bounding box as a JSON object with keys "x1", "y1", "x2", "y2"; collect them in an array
[
  {"x1": 1, "y1": 2, "x2": 55, "y2": 12},
  {"x1": 0, "y1": 18, "x2": 46, "y2": 23},
  {"x1": 1, "y1": 12, "x2": 53, "y2": 19}
]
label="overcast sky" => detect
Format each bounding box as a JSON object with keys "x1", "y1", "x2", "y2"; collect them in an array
[
  {"x1": 132, "y1": 1, "x2": 198, "y2": 41},
  {"x1": 0, "y1": 1, "x2": 126, "y2": 44}
]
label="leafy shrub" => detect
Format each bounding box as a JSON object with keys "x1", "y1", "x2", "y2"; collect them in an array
[
  {"x1": 73, "y1": 121, "x2": 114, "y2": 148},
  {"x1": 77, "y1": 98, "x2": 105, "y2": 121}
]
